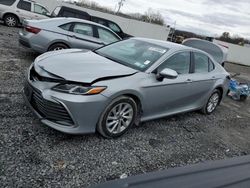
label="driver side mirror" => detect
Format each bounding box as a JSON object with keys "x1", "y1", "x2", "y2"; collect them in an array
[{"x1": 156, "y1": 68, "x2": 178, "y2": 81}]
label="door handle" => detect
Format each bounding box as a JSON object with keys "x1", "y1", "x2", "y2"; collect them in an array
[
  {"x1": 16, "y1": 10, "x2": 20, "y2": 13},
  {"x1": 211, "y1": 76, "x2": 216, "y2": 80},
  {"x1": 185, "y1": 79, "x2": 193, "y2": 83},
  {"x1": 71, "y1": 35, "x2": 77, "y2": 38}
]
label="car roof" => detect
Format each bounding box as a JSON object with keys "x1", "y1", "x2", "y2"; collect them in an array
[{"x1": 41, "y1": 17, "x2": 121, "y2": 39}]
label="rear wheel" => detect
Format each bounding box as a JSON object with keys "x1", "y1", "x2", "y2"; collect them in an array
[
  {"x1": 48, "y1": 43, "x2": 69, "y2": 51},
  {"x1": 201, "y1": 89, "x2": 221, "y2": 115},
  {"x1": 4, "y1": 14, "x2": 18, "y2": 27},
  {"x1": 240, "y1": 95, "x2": 248, "y2": 101},
  {"x1": 97, "y1": 96, "x2": 138, "y2": 138}
]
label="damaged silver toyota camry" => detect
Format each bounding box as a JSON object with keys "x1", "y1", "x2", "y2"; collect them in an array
[{"x1": 23, "y1": 38, "x2": 230, "y2": 138}]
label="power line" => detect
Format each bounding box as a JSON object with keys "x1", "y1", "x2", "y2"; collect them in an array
[{"x1": 116, "y1": 0, "x2": 125, "y2": 14}]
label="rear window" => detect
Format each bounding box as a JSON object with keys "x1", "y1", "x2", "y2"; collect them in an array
[
  {"x1": 59, "y1": 23, "x2": 71, "y2": 31},
  {"x1": 194, "y1": 52, "x2": 209, "y2": 73},
  {"x1": 0, "y1": 0, "x2": 16, "y2": 6},
  {"x1": 17, "y1": 0, "x2": 31, "y2": 11},
  {"x1": 209, "y1": 59, "x2": 215, "y2": 72}
]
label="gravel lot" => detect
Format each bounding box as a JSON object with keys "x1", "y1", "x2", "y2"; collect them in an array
[{"x1": 1, "y1": 23, "x2": 250, "y2": 188}]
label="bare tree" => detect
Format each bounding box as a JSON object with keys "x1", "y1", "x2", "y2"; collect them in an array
[
  {"x1": 116, "y1": 0, "x2": 125, "y2": 14},
  {"x1": 144, "y1": 8, "x2": 165, "y2": 25},
  {"x1": 76, "y1": 0, "x2": 165, "y2": 25}
]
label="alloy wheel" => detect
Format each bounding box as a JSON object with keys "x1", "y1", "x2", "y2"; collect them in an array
[
  {"x1": 53, "y1": 47, "x2": 65, "y2": 51},
  {"x1": 6, "y1": 17, "x2": 16, "y2": 27},
  {"x1": 207, "y1": 92, "x2": 220, "y2": 113},
  {"x1": 106, "y1": 103, "x2": 134, "y2": 134}
]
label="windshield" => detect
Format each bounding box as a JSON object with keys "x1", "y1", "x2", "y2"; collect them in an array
[{"x1": 95, "y1": 39, "x2": 168, "y2": 71}]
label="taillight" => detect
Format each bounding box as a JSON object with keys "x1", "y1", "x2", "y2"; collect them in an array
[{"x1": 25, "y1": 26, "x2": 41, "y2": 34}]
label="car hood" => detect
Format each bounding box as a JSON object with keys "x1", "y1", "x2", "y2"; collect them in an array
[{"x1": 34, "y1": 49, "x2": 137, "y2": 83}]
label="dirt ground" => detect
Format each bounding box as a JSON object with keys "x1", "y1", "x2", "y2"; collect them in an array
[{"x1": 0, "y1": 23, "x2": 250, "y2": 188}]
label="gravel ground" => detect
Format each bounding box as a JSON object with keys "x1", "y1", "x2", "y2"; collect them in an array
[{"x1": 1, "y1": 24, "x2": 250, "y2": 188}]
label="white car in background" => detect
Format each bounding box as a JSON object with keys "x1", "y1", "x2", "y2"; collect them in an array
[
  {"x1": 0, "y1": 0, "x2": 50, "y2": 27},
  {"x1": 183, "y1": 38, "x2": 228, "y2": 67}
]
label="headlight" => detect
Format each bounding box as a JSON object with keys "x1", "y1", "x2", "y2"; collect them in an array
[{"x1": 52, "y1": 84, "x2": 107, "y2": 95}]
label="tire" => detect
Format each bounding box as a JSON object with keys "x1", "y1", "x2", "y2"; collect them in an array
[
  {"x1": 240, "y1": 95, "x2": 248, "y2": 101},
  {"x1": 201, "y1": 89, "x2": 221, "y2": 115},
  {"x1": 4, "y1": 14, "x2": 18, "y2": 27},
  {"x1": 48, "y1": 43, "x2": 69, "y2": 51},
  {"x1": 97, "y1": 96, "x2": 138, "y2": 138}
]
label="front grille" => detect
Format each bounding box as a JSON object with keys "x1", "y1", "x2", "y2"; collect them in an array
[{"x1": 30, "y1": 86, "x2": 74, "y2": 126}]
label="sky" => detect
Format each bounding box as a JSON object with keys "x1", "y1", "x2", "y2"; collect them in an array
[{"x1": 85, "y1": 0, "x2": 250, "y2": 39}]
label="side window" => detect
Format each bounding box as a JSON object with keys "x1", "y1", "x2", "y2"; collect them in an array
[
  {"x1": 17, "y1": 0, "x2": 31, "y2": 11},
  {"x1": 108, "y1": 22, "x2": 121, "y2": 33},
  {"x1": 92, "y1": 17, "x2": 107, "y2": 26},
  {"x1": 34, "y1": 4, "x2": 49, "y2": 15},
  {"x1": 62, "y1": 10, "x2": 75, "y2": 18},
  {"x1": 98, "y1": 27, "x2": 120, "y2": 44},
  {"x1": 158, "y1": 52, "x2": 191, "y2": 74},
  {"x1": 209, "y1": 59, "x2": 215, "y2": 72},
  {"x1": 73, "y1": 23, "x2": 93, "y2": 37},
  {"x1": 59, "y1": 23, "x2": 71, "y2": 31},
  {"x1": 194, "y1": 53, "x2": 209, "y2": 73},
  {"x1": 75, "y1": 13, "x2": 90, "y2": 20},
  {"x1": 0, "y1": 0, "x2": 16, "y2": 6}
]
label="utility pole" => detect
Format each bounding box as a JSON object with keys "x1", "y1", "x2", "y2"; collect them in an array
[
  {"x1": 170, "y1": 21, "x2": 176, "y2": 42},
  {"x1": 116, "y1": 0, "x2": 125, "y2": 14}
]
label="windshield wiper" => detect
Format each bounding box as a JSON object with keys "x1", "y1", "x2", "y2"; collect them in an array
[{"x1": 94, "y1": 51, "x2": 122, "y2": 64}]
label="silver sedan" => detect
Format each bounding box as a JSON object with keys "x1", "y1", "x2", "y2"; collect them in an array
[
  {"x1": 19, "y1": 17, "x2": 121, "y2": 53},
  {"x1": 23, "y1": 38, "x2": 230, "y2": 138}
]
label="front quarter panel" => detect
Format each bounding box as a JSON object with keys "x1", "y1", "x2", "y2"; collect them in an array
[{"x1": 95, "y1": 72, "x2": 146, "y2": 108}]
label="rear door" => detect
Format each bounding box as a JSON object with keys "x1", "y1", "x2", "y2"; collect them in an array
[
  {"x1": 68, "y1": 22, "x2": 103, "y2": 50},
  {"x1": 32, "y1": 3, "x2": 50, "y2": 19},
  {"x1": 188, "y1": 52, "x2": 217, "y2": 107},
  {"x1": 16, "y1": 0, "x2": 33, "y2": 20}
]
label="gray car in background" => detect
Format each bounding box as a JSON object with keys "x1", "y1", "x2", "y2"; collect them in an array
[
  {"x1": 19, "y1": 17, "x2": 121, "y2": 53},
  {"x1": 23, "y1": 38, "x2": 230, "y2": 138}
]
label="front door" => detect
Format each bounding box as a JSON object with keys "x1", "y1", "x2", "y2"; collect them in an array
[
  {"x1": 142, "y1": 51, "x2": 197, "y2": 118},
  {"x1": 31, "y1": 3, "x2": 50, "y2": 20}
]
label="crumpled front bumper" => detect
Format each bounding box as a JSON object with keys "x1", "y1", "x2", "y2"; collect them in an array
[{"x1": 23, "y1": 79, "x2": 109, "y2": 135}]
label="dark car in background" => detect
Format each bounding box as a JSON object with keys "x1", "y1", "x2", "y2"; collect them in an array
[{"x1": 51, "y1": 6, "x2": 131, "y2": 39}]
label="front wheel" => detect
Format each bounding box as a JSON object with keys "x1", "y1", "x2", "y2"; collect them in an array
[
  {"x1": 201, "y1": 89, "x2": 221, "y2": 115},
  {"x1": 97, "y1": 96, "x2": 138, "y2": 138}
]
